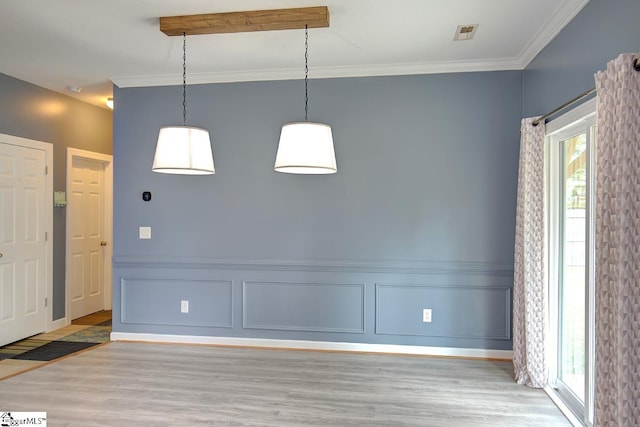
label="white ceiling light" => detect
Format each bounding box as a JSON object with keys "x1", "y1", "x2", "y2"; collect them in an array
[
  {"x1": 152, "y1": 33, "x2": 215, "y2": 175},
  {"x1": 275, "y1": 25, "x2": 336, "y2": 174}
]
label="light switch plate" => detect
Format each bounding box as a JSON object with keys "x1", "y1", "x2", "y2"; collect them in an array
[{"x1": 139, "y1": 226, "x2": 151, "y2": 239}]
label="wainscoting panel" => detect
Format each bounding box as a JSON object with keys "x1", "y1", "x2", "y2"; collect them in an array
[
  {"x1": 243, "y1": 281, "x2": 365, "y2": 333},
  {"x1": 376, "y1": 284, "x2": 511, "y2": 340},
  {"x1": 121, "y1": 278, "x2": 233, "y2": 328},
  {"x1": 112, "y1": 259, "x2": 514, "y2": 350}
]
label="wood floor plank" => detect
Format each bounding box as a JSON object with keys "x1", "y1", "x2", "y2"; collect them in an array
[{"x1": 0, "y1": 342, "x2": 569, "y2": 426}]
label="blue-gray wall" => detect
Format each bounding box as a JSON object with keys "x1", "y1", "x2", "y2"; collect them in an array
[
  {"x1": 1, "y1": 0, "x2": 635, "y2": 349},
  {"x1": 0, "y1": 73, "x2": 112, "y2": 320},
  {"x1": 112, "y1": 71, "x2": 521, "y2": 350},
  {"x1": 523, "y1": 0, "x2": 640, "y2": 116}
]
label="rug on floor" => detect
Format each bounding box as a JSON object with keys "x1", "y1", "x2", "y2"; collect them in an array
[
  {"x1": 0, "y1": 311, "x2": 111, "y2": 380},
  {"x1": 10, "y1": 341, "x2": 99, "y2": 361}
]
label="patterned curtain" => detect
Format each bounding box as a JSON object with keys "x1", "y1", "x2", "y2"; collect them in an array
[
  {"x1": 513, "y1": 117, "x2": 547, "y2": 388},
  {"x1": 594, "y1": 53, "x2": 640, "y2": 426}
]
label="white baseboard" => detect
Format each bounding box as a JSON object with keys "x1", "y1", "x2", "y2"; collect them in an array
[
  {"x1": 110, "y1": 332, "x2": 513, "y2": 360},
  {"x1": 48, "y1": 317, "x2": 69, "y2": 332}
]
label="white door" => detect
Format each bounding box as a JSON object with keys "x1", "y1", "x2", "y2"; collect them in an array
[
  {"x1": 68, "y1": 156, "x2": 106, "y2": 319},
  {"x1": 0, "y1": 142, "x2": 47, "y2": 346}
]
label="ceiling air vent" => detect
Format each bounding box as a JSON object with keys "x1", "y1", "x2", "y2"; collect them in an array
[{"x1": 454, "y1": 24, "x2": 478, "y2": 41}]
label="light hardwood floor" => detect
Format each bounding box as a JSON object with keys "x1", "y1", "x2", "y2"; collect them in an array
[{"x1": 0, "y1": 342, "x2": 570, "y2": 426}]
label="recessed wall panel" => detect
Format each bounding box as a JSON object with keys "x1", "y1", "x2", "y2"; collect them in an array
[
  {"x1": 243, "y1": 281, "x2": 365, "y2": 333},
  {"x1": 121, "y1": 278, "x2": 233, "y2": 328},
  {"x1": 376, "y1": 284, "x2": 511, "y2": 340}
]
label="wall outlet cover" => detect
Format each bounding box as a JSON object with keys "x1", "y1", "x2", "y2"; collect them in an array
[{"x1": 139, "y1": 226, "x2": 151, "y2": 239}]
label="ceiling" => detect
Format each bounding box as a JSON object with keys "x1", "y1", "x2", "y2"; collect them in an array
[{"x1": 0, "y1": 0, "x2": 589, "y2": 109}]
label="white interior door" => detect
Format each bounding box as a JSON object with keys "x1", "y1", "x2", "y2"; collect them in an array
[
  {"x1": 68, "y1": 156, "x2": 106, "y2": 319},
  {"x1": 0, "y1": 142, "x2": 47, "y2": 346}
]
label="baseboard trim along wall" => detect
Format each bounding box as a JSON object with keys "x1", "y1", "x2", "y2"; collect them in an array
[
  {"x1": 48, "y1": 317, "x2": 69, "y2": 333},
  {"x1": 110, "y1": 332, "x2": 513, "y2": 360}
]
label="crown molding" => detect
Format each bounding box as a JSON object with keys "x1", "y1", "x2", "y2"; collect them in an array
[
  {"x1": 111, "y1": 57, "x2": 524, "y2": 88},
  {"x1": 517, "y1": 0, "x2": 590, "y2": 68}
]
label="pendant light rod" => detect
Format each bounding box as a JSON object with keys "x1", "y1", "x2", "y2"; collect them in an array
[
  {"x1": 182, "y1": 32, "x2": 187, "y2": 126},
  {"x1": 304, "y1": 24, "x2": 309, "y2": 121},
  {"x1": 160, "y1": 6, "x2": 329, "y2": 36}
]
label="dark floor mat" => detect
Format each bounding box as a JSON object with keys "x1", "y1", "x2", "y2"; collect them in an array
[
  {"x1": 11, "y1": 341, "x2": 99, "y2": 361},
  {"x1": 0, "y1": 339, "x2": 49, "y2": 360}
]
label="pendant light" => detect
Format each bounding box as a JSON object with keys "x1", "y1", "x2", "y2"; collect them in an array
[
  {"x1": 274, "y1": 25, "x2": 336, "y2": 174},
  {"x1": 152, "y1": 33, "x2": 215, "y2": 175}
]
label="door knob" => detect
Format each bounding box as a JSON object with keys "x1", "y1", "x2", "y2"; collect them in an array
[
  {"x1": 100, "y1": 241, "x2": 108, "y2": 246},
  {"x1": 0, "y1": 253, "x2": 3, "y2": 258}
]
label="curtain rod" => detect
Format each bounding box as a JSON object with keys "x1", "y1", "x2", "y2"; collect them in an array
[
  {"x1": 532, "y1": 51, "x2": 640, "y2": 127},
  {"x1": 531, "y1": 86, "x2": 596, "y2": 126}
]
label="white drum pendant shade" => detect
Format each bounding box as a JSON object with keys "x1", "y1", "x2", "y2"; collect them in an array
[
  {"x1": 152, "y1": 126, "x2": 215, "y2": 175},
  {"x1": 274, "y1": 122, "x2": 337, "y2": 174}
]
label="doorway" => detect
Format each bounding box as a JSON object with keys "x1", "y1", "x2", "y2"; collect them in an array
[
  {"x1": 65, "y1": 148, "x2": 113, "y2": 321},
  {"x1": 0, "y1": 134, "x2": 53, "y2": 347},
  {"x1": 546, "y1": 99, "x2": 596, "y2": 425}
]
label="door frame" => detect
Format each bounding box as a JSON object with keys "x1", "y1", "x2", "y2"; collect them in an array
[
  {"x1": 65, "y1": 148, "x2": 113, "y2": 322},
  {"x1": 0, "y1": 133, "x2": 54, "y2": 333},
  {"x1": 544, "y1": 98, "x2": 597, "y2": 425}
]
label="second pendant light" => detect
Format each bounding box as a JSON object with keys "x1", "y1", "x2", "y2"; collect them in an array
[{"x1": 274, "y1": 25, "x2": 337, "y2": 174}]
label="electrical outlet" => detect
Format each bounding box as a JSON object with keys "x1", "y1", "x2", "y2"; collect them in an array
[
  {"x1": 180, "y1": 300, "x2": 189, "y2": 313},
  {"x1": 422, "y1": 308, "x2": 432, "y2": 323}
]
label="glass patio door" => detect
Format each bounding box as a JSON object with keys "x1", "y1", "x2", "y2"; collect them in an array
[
  {"x1": 559, "y1": 131, "x2": 588, "y2": 401},
  {"x1": 547, "y1": 102, "x2": 596, "y2": 426}
]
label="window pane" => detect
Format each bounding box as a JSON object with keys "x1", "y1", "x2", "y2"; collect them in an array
[{"x1": 560, "y1": 133, "x2": 586, "y2": 402}]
